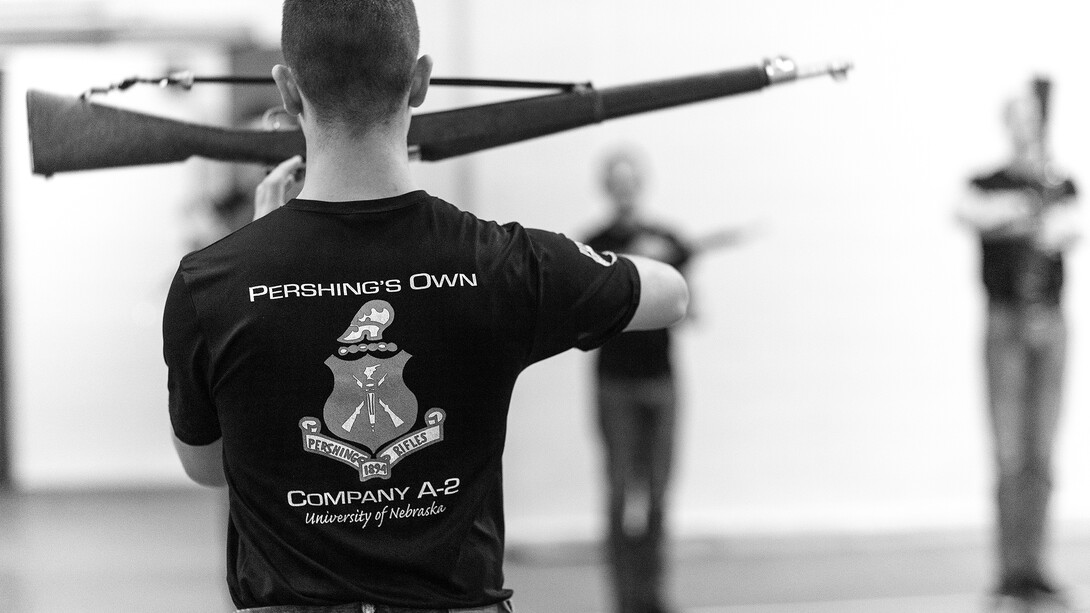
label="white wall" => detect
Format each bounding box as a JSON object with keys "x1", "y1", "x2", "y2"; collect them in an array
[
  {"x1": 3, "y1": 0, "x2": 1089, "y2": 544},
  {"x1": 427, "y1": 0, "x2": 1090, "y2": 541},
  {"x1": 3, "y1": 44, "x2": 234, "y2": 486}
]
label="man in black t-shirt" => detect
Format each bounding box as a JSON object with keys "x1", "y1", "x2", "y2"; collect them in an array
[
  {"x1": 585, "y1": 149, "x2": 692, "y2": 613},
  {"x1": 162, "y1": 2, "x2": 689, "y2": 611},
  {"x1": 956, "y1": 80, "x2": 1081, "y2": 613}
]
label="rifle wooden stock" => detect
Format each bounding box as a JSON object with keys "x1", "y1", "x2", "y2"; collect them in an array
[
  {"x1": 27, "y1": 91, "x2": 306, "y2": 176},
  {"x1": 28, "y1": 58, "x2": 844, "y2": 176}
]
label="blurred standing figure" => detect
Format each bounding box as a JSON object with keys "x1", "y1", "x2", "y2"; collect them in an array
[
  {"x1": 585, "y1": 149, "x2": 692, "y2": 613},
  {"x1": 185, "y1": 109, "x2": 301, "y2": 251},
  {"x1": 956, "y1": 77, "x2": 1081, "y2": 613}
]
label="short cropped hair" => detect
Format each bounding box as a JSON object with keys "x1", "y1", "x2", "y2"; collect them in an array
[{"x1": 281, "y1": 0, "x2": 420, "y2": 126}]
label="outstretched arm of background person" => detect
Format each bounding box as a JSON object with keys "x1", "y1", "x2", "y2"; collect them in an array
[
  {"x1": 954, "y1": 186, "x2": 1037, "y2": 239},
  {"x1": 253, "y1": 155, "x2": 306, "y2": 221},
  {"x1": 1039, "y1": 197, "x2": 1082, "y2": 254},
  {"x1": 172, "y1": 434, "x2": 227, "y2": 488},
  {"x1": 623, "y1": 254, "x2": 689, "y2": 331}
]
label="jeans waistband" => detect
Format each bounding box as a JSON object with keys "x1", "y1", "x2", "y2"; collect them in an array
[{"x1": 237, "y1": 601, "x2": 512, "y2": 613}]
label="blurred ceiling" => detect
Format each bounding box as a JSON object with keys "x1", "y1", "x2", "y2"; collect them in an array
[{"x1": 0, "y1": 1, "x2": 255, "y2": 46}]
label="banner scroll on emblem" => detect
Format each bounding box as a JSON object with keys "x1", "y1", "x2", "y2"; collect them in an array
[{"x1": 299, "y1": 409, "x2": 446, "y2": 482}]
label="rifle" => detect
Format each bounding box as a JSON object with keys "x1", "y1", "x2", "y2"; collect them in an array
[
  {"x1": 1015, "y1": 75, "x2": 1072, "y2": 210},
  {"x1": 26, "y1": 56, "x2": 851, "y2": 177}
]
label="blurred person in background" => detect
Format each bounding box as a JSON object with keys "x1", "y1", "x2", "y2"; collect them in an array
[
  {"x1": 584, "y1": 148, "x2": 692, "y2": 613},
  {"x1": 955, "y1": 77, "x2": 1081, "y2": 613},
  {"x1": 584, "y1": 146, "x2": 759, "y2": 613},
  {"x1": 185, "y1": 108, "x2": 301, "y2": 251}
]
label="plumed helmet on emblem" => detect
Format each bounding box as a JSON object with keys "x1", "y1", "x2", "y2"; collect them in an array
[{"x1": 337, "y1": 299, "x2": 395, "y2": 343}]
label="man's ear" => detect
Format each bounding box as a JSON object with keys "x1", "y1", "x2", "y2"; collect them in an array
[
  {"x1": 272, "y1": 64, "x2": 304, "y2": 116},
  {"x1": 408, "y1": 55, "x2": 433, "y2": 109}
]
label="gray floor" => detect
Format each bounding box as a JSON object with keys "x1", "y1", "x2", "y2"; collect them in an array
[{"x1": 2, "y1": 488, "x2": 1089, "y2": 612}]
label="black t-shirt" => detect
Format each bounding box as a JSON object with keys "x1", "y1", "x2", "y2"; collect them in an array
[
  {"x1": 163, "y1": 192, "x2": 639, "y2": 608},
  {"x1": 970, "y1": 168, "x2": 1077, "y2": 306},
  {"x1": 585, "y1": 220, "x2": 691, "y2": 379}
]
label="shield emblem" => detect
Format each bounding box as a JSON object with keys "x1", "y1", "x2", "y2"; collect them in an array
[{"x1": 323, "y1": 351, "x2": 418, "y2": 450}]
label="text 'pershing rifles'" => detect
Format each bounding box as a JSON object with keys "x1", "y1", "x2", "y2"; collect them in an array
[{"x1": 26, "y1": 56, "x2": 851, "y2": 177}]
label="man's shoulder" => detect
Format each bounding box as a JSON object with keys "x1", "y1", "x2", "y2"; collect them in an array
[{"x1": 178, "y1": 220, "x2": 261, "y2": 268}]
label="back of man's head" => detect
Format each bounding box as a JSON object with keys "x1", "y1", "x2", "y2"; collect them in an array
[{"x1": 281, "y1": 0, "x2": 419, "y2": 128}]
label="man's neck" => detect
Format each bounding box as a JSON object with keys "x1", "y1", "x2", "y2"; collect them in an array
[
  {"x1": 611, "y1": 205, "x2": 639, "y2": 228},
  {"x1": 295, "y1": 121, "x2": 418, "y2": 203},
  {"x1": 1006, "y1": 153, "x2": 1052, "y2": 186}
]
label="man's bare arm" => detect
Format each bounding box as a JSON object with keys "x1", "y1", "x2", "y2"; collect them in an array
[
  {"x1": 623, "y1": 255, "x2": 689, "y2": 331},
  {"x1": 172, "y1": 435, "x2": 227, "y2": 488}
]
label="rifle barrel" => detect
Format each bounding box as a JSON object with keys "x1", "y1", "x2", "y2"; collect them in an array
[{"x1": 408, "y1": 64, "x2": 770, "y2": 161}]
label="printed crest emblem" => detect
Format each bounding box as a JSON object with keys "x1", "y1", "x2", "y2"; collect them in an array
[
  {"x1": 323, "y1": 352, "x2": 417, "y2": 449},
  {"x1": 299, "y1": 299, "x2": 445, "y2": 482}
]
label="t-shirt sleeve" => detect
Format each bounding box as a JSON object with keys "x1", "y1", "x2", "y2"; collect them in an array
[
  {"x1": 524, "y1": 228, "x2": 640, "y2": 363},
  {"x1": 163, "y1": 267, "x2": 221, "y2": 445}
]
